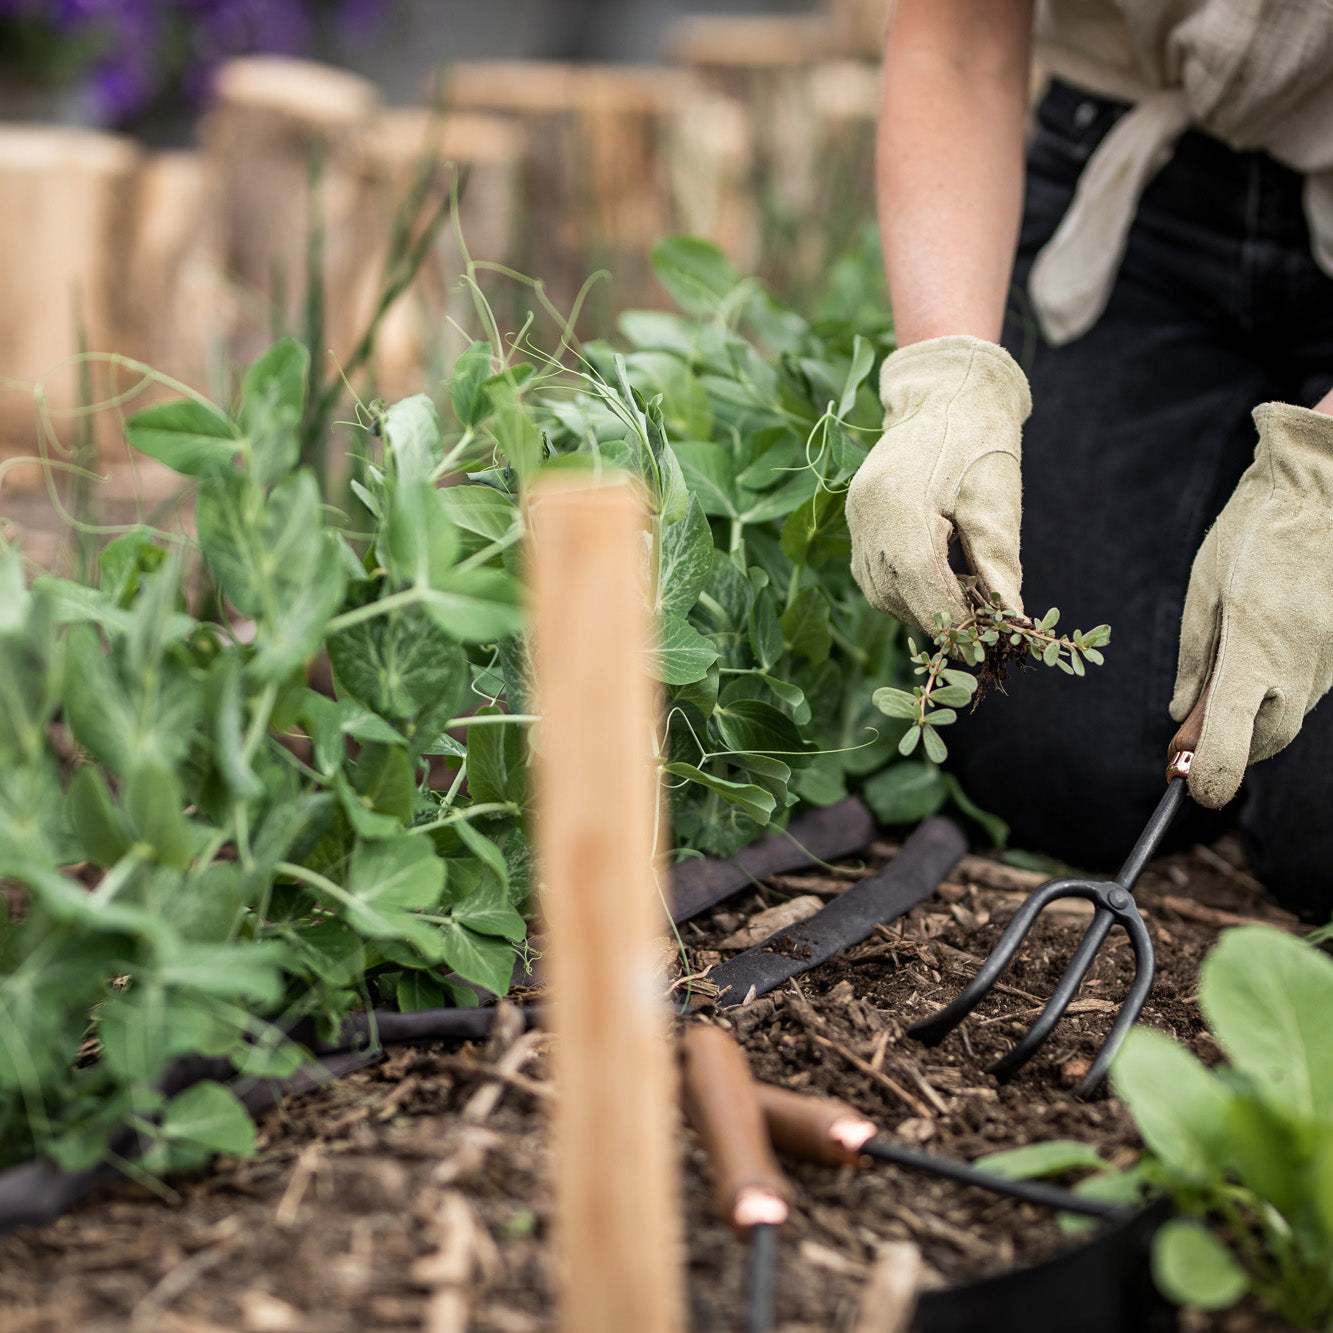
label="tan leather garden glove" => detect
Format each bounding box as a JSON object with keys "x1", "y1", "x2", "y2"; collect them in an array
[
  {"x1": 847, "y1": 335, "x2": 1030, "y2": 634},
  {"x1": 1171, "y1": 402, "x2": 1333, "y2": 808}
]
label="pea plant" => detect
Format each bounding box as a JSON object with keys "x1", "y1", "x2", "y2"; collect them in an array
[{"x1": 0, "y1": 341, "x2": 527, "y2": 1176}]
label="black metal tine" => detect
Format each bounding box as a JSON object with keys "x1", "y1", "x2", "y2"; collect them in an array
[
  {"x1": 909, "y1": 877, "x2": 1088, "y2": 1045},
  {"x1": 987, "y1": 905, "x2": 1115, "y2": 1081},
  {"x1": 1076, "y1": 906, "x2": 1157, "y2": 1096}
]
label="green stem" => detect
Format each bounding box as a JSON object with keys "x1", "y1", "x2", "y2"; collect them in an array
[
  {"x1": 443, "y1": 713, "x2": 538, "y2": 729},
  {"x1": 89, "y1": 850, "x2": 147, "y2": 907},
  {"x1": 326, "y1": 587, "x2": 425, "y2": 633},
  {"x1": 242, "y1": 682, "x2": 280, "y2": 766},
  {"x1": 785, "y1": 559, "x2": 804, "y2": 613},
  {"x1": 275, "y1": 860, "x2": 359, "y2": 910},
  {"x1": 440, "y1": 757, "x2": 468, "y2": 811},
  {"x1": 407, "y1": 801, "x2": 519, "y2": 835},
  {"x1": 452, "y1": 527, "x2": 523, "y2": 575},
  {"x1": 433, "y1": 427, "x2": 476, "y2": 479},
  {"x1": 729, "y1": 518, "x2": 744, "y2": 557}
]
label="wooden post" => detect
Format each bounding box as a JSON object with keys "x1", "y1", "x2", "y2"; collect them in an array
[
  {"x1": 665, "y1": 84, "x2": 757, "y2": 271},
  {"x1": 200, "y1": 55, "x2": 381, "y2": 368},
  {"x1": 0, "y1": 125, "x2": 139, "y2": 487},
  {"x1": 668, "y1": 16, "x2": 835, "y2": 287},
  {"x1": 351, "y1": 107, "x2": 524, "y2": 398},
  {"x1": 826, "y1": 0, "x2": 893, "y2": 59},
  {"x1": 439, "y1": 62, "x2": 689, "y2": 315},
  {"x1": 127, "y1": 150, "x2": 229, "y2": 400},
  {"x1": 527, "y1": 476, "x2": 683, "y2": 1333}
]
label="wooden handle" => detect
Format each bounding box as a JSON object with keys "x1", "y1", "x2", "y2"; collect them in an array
[
  {"x1": 755, "y1": 1083, "x2": 876, "y2": 1169},
  {"x1": 1165, "y1": 675, "x2": 1213, "y2": 782},
  {"x1": 679, "y1": 1026, "x2": 789, "y2": 1231}
]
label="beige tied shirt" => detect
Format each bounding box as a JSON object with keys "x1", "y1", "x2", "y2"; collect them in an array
[{"x1": 1031, "y1": 0, "x2": 1333, "y2": 345}]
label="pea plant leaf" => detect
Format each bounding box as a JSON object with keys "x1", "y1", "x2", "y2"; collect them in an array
[
  {"x1": 238, "y1": 336, "x2": 308, "y2": 487},
  {"x1": 650, "y1": 235, "x2": 745, "y2": 316},
  {"x1": 657, "y1": 495, "x2": 713, "y2": 619},
  {"x1": 451, "y1": 342, "x2": 495, "y2": 429},
  {"x1": 339, "y1": 835, "x2": 448, "y2": 958},
  {"x1": 652, "y1": 615, "x2": 721, "y2": 686},
  {"x1": 383, "y1": 393, "x2": 443, "y2": 482},
  {"x1": 125, "y1": 398, "x2": 241, "y2": 477}
]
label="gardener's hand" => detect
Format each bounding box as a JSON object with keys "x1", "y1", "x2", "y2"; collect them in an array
[
  {"x1": 847, "y1": 335, "x2": 1030, "y2": 634},
  {"x1": 1171, "y1": 402, "x2": 1333, "y2": 808}
]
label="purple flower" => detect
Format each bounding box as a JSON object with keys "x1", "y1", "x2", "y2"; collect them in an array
[
  {"x1": 2, "y1": 0, "x2": 389, "y2": 125},
  {"x1": 334, "y1": 0, "x2": 380, "y2": 43}
]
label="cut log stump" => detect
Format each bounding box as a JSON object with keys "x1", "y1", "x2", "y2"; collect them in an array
[{"x1": 0, "y1": 125, "x2": 139, "y2": 487}]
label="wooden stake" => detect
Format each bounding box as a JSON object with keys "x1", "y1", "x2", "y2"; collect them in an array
[
  {"x1": 852, "y1": 1240, "x2": 923, "y2": 1333},
  {"x1": 439, "y1": 62, "x2": 688, "y2": 313},
  {"x1": 351, "y1": 107, "x2": 524, "y2": 398},
  {"x1": 825, "y1": 0, "x2": 893, "y2": 59},
  {"x1": 668, "y1": 16, "x2": 836, "y2": 282},
  {"x1": 0, "y1": 125, "x2": 139, "y2": 484},
  {"x1": 527, "y1": 476, "x2": 683, "y2": 1333},
  {"x1": 200, "y1": 55, "x2": 380, "y2": 367},
  {"x1": 127, "y1": 150, "x2": 228, "y2": 399}
]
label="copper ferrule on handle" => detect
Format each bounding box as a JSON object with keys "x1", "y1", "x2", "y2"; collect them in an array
[
  {"x1": 755, "y1": 1083, "x2": 876, "y2": 1169},
  {"x1": 679, "y1": 1025, "x2": 790, "y2": 1233},
  {"x1": 1165, "y1": 676, "x2": 1211, "y2": 785}
]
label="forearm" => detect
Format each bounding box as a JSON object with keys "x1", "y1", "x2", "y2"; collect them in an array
[{"x1": 877, "y1": 0, "x2": 1035, "y2": 347}]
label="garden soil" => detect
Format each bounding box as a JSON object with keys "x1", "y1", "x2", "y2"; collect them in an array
[{"x1": 0, "y1": 833, "x2": 1304, "y2": 1333}]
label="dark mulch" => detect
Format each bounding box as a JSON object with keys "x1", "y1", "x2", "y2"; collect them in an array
[{"x1": 0, "y1": 834, "x2": 1304, "y2": 1333}]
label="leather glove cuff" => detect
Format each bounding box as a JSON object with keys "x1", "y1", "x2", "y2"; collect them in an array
[
  {"x1": 878, "y1": 334, "x2": 1033, "y2": 428},
  {"x1": 1252, "y1": 401, "x2": 1333, "y2": 505}
]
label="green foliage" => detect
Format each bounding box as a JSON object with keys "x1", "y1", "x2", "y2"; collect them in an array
[
  {"x1": 0, "y1": 335, "x2": 524, "y2": 1176},
  {"x1": 1105, "y1": 926, "x2": 1333, "y2": 1326},
  {"x1": 872, "y1": 586, "x2": 1111, "y2": 766},
  {"x1": 996, "y1": 926, "x2": 1333, "y2": 1326},
  {"x1": 0, "y1": 232, "x2": 1102, "y2": 1184}
]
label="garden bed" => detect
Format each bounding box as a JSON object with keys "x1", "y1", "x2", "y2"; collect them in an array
[{"x1": 0, "y1": 831, "x2": 1300, "y2": 1333}]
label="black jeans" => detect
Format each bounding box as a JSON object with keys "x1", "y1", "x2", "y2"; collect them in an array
[{"x1": 947, "y1": 79, "x2": 1333, "y2": 918}]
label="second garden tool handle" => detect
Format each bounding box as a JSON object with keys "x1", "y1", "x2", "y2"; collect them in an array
[
  {"x1": 680, "y1": 1025, "x2": 789, "y2": 1231},
  {"x1": 754, "y1": 1083, "x2": 875, "y2": 1168}
]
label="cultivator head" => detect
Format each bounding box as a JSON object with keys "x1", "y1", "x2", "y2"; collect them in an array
[{"x1": 910, "y1": 775, "x2": 1189, "y2": 1097}]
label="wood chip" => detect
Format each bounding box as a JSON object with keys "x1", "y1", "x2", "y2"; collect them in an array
[
  {"x1": 239, "y1": 1290, "x2": 304, "y2": 1332},
  {"x1": 811, "y1": 1034, "x2": 931, "y2": 1120},
  {"x1": 461, "y1": 1029, "x2": 545, "y2": 1125},
  {"x1": 414, "y1": 1191, "x2": 482, "y2": 1333},
  {"x1": 128, "y1": 1218, "x2": 244, "y2": 1330},
  {"x1": 954, "y1": 855, "x2": 1050, "y2": 893},
  {"x1": 274, "y1": 1144, "x2": 322, "y2": 1229},
  {"x1": 784, "y1": 980, "x2": 932, "y2": 1118},
  {"x1": 1150, "y1": 892, "x2": 1295, "y2": 931},
  {"x1": 719, "y1": 894, "x2": 823, "y2": 949},
  {"x1": 852, "y1": 1240, "x2": 922, "y2": 1333},
  {"x1": 798, "y1": 1239, "x2": 868, "y2": 1278},
  {"x1": 1190, "y1": 843, "x2": 1266, "y2": 894}
]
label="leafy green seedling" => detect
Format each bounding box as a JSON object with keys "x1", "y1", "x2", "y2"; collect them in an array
[{"x1": 872, "y1": 580, "x2": 1111, "y2": 764}]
